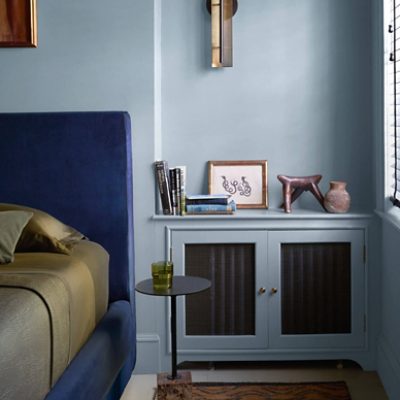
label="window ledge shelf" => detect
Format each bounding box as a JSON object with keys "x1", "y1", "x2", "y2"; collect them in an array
[{"x1": 375, "y1": 208, "x2": 400, "y2": 233}]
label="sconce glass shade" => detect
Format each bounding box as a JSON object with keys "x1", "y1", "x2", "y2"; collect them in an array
[{"x1": 209, "y1": 0, "x2": 235, "y2": 68}]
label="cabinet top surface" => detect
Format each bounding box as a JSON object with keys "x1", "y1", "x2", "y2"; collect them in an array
[{"x1": 153, "y1": 208, "x2": 373, "y2": 221}]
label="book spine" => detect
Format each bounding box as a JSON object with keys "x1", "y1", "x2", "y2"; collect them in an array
[
  {"x1": 185, "y1": 210, "x2": 233, "y2": 215},
  {"x1": 154, "y1": 161, "x2": 172, "y2": 215},
  {"x1": 175, "y1": 168, "x2": 181, "y2": 215},
  {"x1": 186, "y1": 198, "x2": 229, "y2": 205},
  {"x1": 176, "y1": 166, "x2": 186, "y2": 215},
  {"x1": 186, "y1": 201, "x2": 236, "y2": 213},
  {"x1": 169, "y1": 168, "x2": 178, "y2": 215}
]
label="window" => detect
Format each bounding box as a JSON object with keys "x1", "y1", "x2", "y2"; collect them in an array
[{"x1": 386, "y1": 0, "x2": 400, "y2": 206}]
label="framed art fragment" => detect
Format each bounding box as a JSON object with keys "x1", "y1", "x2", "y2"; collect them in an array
[
  {"x1": 208, "y1": 160, "x2": 268, "y2": 209},
  {"x1": 0, "y1": 0, "x2": 37, "y2": 47}
]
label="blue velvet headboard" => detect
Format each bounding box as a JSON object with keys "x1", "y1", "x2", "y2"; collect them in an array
[{"x1": 0, "y1": 112, "x2": 134, "y2": 304}]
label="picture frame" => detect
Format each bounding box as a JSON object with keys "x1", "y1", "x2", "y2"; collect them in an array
[
  {"x1": 208, "y1": 160, "x2": 268, "y2": 209},
  {"x1": 0, "y1": 0, "x2": 37, "y2": 47}
]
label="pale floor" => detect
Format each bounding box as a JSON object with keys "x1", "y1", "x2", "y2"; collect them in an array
[{"x1": 121, "y1": 361, "x2": 388, "y2": 400}]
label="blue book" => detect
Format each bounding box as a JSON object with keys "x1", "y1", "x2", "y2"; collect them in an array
[
  {"x1": 186, "y1": 200, "x2": 236, "y2": 213},
  {"x1": 186, "y1": 194, "x2": 231, "y2": 205}
]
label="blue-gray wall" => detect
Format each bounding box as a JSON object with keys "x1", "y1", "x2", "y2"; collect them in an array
[
  {"x1": 378, "y1": 221, "x2": 400, "y2": 399},
  {"x1": 162, "y1": 0, "x2": 373, "y2": 209}
]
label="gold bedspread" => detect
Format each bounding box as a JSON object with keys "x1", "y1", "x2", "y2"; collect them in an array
[{"x1": 0, "y1": 241, "x2": 109, "y2": 398}]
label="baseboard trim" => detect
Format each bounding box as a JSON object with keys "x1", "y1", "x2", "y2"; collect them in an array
[
  {"x1": 135, "y1": 334, "x2": 160, "y2": 374},
  {"x1": 378, "y1": 335, "x2": 400, "y2": 399},
  {"x1": 137, "y1": 334, "x2": 160, "y2": 343}
]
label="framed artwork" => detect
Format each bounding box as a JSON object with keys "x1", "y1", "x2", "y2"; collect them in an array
[
  {"x1": 0, "y1": 0, "x2": 37, "y2": 47},
  {"x1": 208, "y1": 160, "x2": 268, "y2": 209}
]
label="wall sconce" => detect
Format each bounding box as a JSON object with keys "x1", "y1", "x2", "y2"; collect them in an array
[{"x1": 206, "y1": 0, "x2": 238, "y2": 68}]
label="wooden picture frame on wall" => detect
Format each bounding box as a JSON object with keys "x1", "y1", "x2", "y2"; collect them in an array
[
  {"x1": 0, "y1": 0, "x2": 37, "y2": 47},
  {"x1": 208, "y1": 160, "x2": 268, "y2": 209}
]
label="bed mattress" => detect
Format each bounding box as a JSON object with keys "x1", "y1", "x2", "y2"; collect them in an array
[
  {"x1": 69, "y1": 240, "x2": 110, "y2": 323},
  {"x1": 0, "y1": 240, "x2": 109, "y2": 399}
]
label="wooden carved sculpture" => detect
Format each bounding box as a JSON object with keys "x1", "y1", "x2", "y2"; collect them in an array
[{"x1": 277, "y1": 175, "x2": 326, "y2": 213}]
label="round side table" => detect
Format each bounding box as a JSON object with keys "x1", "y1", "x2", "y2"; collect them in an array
[{"x1": 136, "y1": 275, "x2": 211, "y2": 380}]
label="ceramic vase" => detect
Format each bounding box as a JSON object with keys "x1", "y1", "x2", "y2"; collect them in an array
[{"x1": 324, "y1": 181, "x2": 351, "y2": 213}]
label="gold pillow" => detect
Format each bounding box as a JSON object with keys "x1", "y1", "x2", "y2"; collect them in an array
[
  {"x1": 0, "y1": 210, "x2": 33, "y2": 264},
  {"x1": 0, "y1": 203, "x2": 85, "y2": 255}
]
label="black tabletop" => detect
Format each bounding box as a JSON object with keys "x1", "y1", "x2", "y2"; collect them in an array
[{"x1": 135, "y1": 275, "x2": 211, "y2": 297}]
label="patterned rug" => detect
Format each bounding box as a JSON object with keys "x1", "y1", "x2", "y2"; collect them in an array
[{"x1": 190, "y1": 381, "x2": 351, "y2": 400}]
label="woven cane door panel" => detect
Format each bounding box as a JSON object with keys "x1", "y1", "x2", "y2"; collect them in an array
[
  {"x1": 281, "y1": 243, "x2": 351, "y2": 335},
  {"x1": 185, "y1": 243, "x2": 255, "y2": 336},
  {"x1": 268, "y1": 230, "x2": 365, "y2": 349}
]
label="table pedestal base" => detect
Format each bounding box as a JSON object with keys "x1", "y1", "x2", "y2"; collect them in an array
[{"x1": 157, "y1": 371, "x2": 192, "y2": 400}]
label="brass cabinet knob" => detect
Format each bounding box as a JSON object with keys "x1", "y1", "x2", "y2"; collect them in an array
[
  {"x1": 270, "y1": 287, "x2": 278, "y2": 294},
  {"x1": 258, "y1": 287, "x2": 266, "y2": 295}
]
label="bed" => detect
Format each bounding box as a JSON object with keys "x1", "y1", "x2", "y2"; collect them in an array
[{"x1": 0, "y1": 112, "x2": 135, "y2": 400}]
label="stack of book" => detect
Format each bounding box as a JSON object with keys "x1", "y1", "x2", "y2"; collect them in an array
[
  {"x1": 185, "y1": 194, "x2": 236, "y2": 215},
  {"x1": 154, "y1": 160, "x2": 186, "y2": 215}
]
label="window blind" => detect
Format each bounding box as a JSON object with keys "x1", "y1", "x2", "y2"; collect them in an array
[{"x1": 388, "y1": 0, "x2": 400, "y2": 206}]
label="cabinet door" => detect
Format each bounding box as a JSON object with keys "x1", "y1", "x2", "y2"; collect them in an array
[
  {"x1": 268, "y1": 230, "x2": 365, "y2": 349},
  {"x1": 171, "y1": 229, "x2": 268, "y2": 350}
]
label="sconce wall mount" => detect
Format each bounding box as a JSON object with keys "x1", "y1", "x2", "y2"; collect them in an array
[{"x1": 206, "y1": 0, "x2": 238, "y2": 68}]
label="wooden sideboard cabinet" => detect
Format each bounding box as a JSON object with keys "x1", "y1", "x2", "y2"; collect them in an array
[
  {"x1": 168, "y1": 226, "x2": 366, "y2": 361},
  {"x1": 150, "y1": 210, "x2": 375, "y2": 370}
]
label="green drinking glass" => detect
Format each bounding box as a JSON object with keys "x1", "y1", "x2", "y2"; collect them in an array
[{"x1": 151, "y1": 261, "x2": 173, "y2": 290}]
